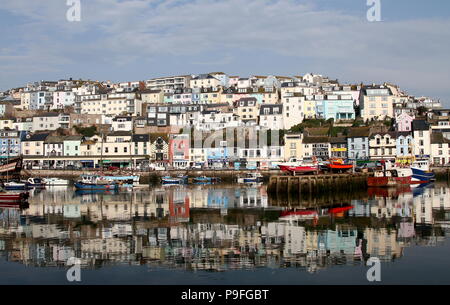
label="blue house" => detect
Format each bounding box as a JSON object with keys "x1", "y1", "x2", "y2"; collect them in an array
[
  {"x1": 396, "y1": 132, "x2": 413, "y2": 157},
  {"x1": 0, "y1": 129, "x2": 27, "y2": 159},
  {"x1": 347, "y1": 127, "x2": 370, "y2": 160},
  {"x1": 315, "y1": 95, "x2": 355, "y2": 121}
]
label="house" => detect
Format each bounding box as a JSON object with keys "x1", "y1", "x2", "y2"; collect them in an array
[
  {"x1": 347, "y1": 127, "x2": 370, "y2": 160},
  {"x1": 412, "y1": 120, "x2": 431, "y2": 158},
  {"x1": 190, "y1": 74, "x2": 221, "y2": 89},
  {"x1": 330, "y1": 137, "x2": 348, "y2": 159},
  {"x1": 146, "y1": 75, "x2": 191, "y2": 93},
  {"x1": 149, "y1": 134, "x2": 169, "y2": 168},
  {"x1": 0, "y1": 129, "x2": 26, "y2": 159},
  {"x1": 284, "y1": 133, "x2": 303, "y2": 161},
  {"x1": 0, "y1": 100, "x2": 15, "y2": 117},
  {"x1": 395, "y1": 113, "x2": 415, "y2": 132},
  {"x1": 360, "y1": 85, "x2": 395, "y2": 121},
  {"x1": 430, "y1": 132, "x2": 450, "y2": 166},
  {"x1": 64, "y1": 135, "x2": 85, "y2": 156},
  {"x1": 302, "y1": 136, "x2": 330, "y2": 160},
  {"x1": 313, "y1": 94, "x2": 355, "y2": 121},
  {"x1": 169, "y1": 134, "x2": 190, "y2": 169},
  {"x1": 194, "y1": 110, "x2": 240, "y2": 131},
  {"x1": 112, "y1": 116, "x2": 133, "y2": 132},
  {"x1": 235, "y1": 97, "x2": 259, "y2": 126},
  {"x1": 32, "y1": 113, "x2": 61, "y2": 132},
  {"x1": 282, "y1": 93, "x2": 309, "y2": 130},
  {"x1": 396, "y1": 132, "x2": 413, "y2": 157},
  {"x1": 0, "y1": 119, "x2": 15, "y2": 130},
  {"x1": 21, "y1": 133, "x2": 50, "y2": 156},
  {"x1": 132, "y1": 134, "x2": 150, "y2": 156},
  {"x1": 369, "y1": 132, "x2": 397, "y2": 160},
  {"x1": 259, "y1": 104, "x2": 283, "y2": 130}
]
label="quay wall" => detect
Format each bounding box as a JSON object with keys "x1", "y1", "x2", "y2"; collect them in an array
[{"x1": 267, "y1": 174, "x2": 371, "y2": 196}]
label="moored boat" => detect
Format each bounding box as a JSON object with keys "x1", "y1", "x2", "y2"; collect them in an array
[
  {"x1": 25, "y1": 177, "x2": 46, "y2": 189},
  {"x1": 411, "y1": 159, "x2": 435, "y2": 184},
  {"x1": 237, "y1": 172, "x2": 264, "y2": 184},
  {"x1": 193, "y1": 176, "x2": 221, "y2": 184},
  {"x1": 327, "y1": 159, "x2": 354, "y2": 172},
  {"x1": 43, "y1": 177, "x2": 70, "y2": 186},
  {"x1": 368, "y1": 168, "x2": 413, "y2": 187},
  {"x1": 74, "y1": 175, "x2": 119, "y2": 191},
  {"x1": 278, "y1": 158, "x2": 319, "y2": 175},
  {"x1": 3, "y1": 181, "x2": 28, "y2": 191},
  {"x1": 162, "y1": 175, "x2": 188, "y2": 185}
]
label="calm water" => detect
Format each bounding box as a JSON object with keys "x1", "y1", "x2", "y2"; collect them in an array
[{"x1": 1, "y1": 182, "x2": 450, "y2": 285}]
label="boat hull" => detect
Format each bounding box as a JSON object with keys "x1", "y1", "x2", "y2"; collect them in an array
[
  {"x1": 74, "y1": 182, "x2": 119, "y2": 191},
  {"x1": 411, "y1": 168, "x2": 435, "y2": 184},
  {"x1": 367, "y1": 176, "x2": 412, "y2": 187}
]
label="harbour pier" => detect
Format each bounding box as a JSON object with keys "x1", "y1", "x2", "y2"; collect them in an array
[{"x1": 268, "y1": 173, "x2": 371, "y2": 196}]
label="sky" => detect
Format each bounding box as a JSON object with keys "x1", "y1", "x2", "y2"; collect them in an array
[{"x1": 0, "y1": 0, "x2": 449, "y2": 106}]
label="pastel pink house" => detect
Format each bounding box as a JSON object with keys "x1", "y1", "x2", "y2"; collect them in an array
[{"x1": 395, "y1": 113, "x2": 415, "y2": 132}]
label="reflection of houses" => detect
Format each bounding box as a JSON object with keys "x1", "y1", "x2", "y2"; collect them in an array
[{"x1": 364, "y1": 228, "x2": 402, "y2": 261}]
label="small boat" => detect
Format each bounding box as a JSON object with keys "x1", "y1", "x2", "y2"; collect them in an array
[
  {"x1": 74, "y1": 175, "x2": 119, "y2": 191},
  {"x1": 43, "y1": 177, "x2": 70, "y2": 186},
  {"x1": 162, "y1": 175, "x2": 188, "y2": 185},
  {"x1": 237, "y1": 172, "x2": 264, "y2": 184},
  {"x1": 24, "y1": 177, "x2": 46, "y2": 189},
  {"x1": 327, "y1": 159, "x2": 354, "y2": 172},
  {"x1": 3, "y1": 181, "x2": 28, "y2": 191},
  {"x1": 411, "y1": 159, "x2": 435, "y2": 184},
  {"x1": 367, "y1": 168, "x2": 413, "y2": 187},
  {"x1": 193, "y1": 176, "x2": 221, "y2": 184},
  {"x1": 101, "y1": 175, "x2": 141, "y2": 188},
  {"x1": 278, "y1": 158, "x2": 319, "y2": 175}
]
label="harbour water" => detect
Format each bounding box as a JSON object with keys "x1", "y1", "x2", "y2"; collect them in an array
[{"x1": 1, "y1": 182, "x2": 450, "y2": 285}]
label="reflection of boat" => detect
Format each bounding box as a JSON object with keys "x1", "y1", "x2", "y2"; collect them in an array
[
  {"x1": 237, "y1": 173, "x2": 264, "y2": 184},
  {"x1": 278, "y1": 158, "x2": 319, "y2": 174},
  {"x1": 327, "y1": 159, "x2": 354, "y2": 172},
  {"x1": 43, "y1": 177, "x2": 70, "y2": 186},
  {"x1": 368, "y1": 168, "x2": 413, "y2": 187},
  {"x1": 162, "y1": 175, "x2": 188, "y2": 185},
  {"x1": 74, "y1": 175, "x2": 119, "y2": 191},
  {"x1": 411, "y1": 159, "x2": 435, "y2": 183},
  {"x1": 74, "y1": 189, "x2": 119, "y2": 196},
  {"x1": 280, "y1": 204, "x2": 354, "y2": 220},
  {"x1": 193, "y1": 176, "x2": 221, "y2": 184},
  {"x1": 368, "y1": 185, "x2": 412, "y2": 197}
]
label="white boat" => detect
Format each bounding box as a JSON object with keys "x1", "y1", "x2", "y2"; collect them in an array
[
  {"x1": 237, "y1": 173, "x2": 264, "y2": 184},
  {"x1": 43, "y1": 177, "x2": 70, "y2": 186}
]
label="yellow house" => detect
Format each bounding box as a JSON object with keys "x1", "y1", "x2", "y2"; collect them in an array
[
  {"x1": 360, "y1": 85, "x2": 395, "y2": 121},
  {"x1": 139, "y1": 89, "x2": 164, "y2": 104},
  {"x1": 190, "y1": 74, "x2": 221, "y2": 89},
  {"x1": 284, "y1": 133, "x2": 303, "y2": 161},
  {"x1": 235, "y1": 97, "x2": 259, "y2": 124},
  {"x1": 21, "y1": 133, "x2": 50, "y2": 156}
]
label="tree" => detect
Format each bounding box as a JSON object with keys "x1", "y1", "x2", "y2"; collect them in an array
[
  {"x1": 74, "y1": 125, "x2": 97, "y2": 137},
  {"x1": 417, "y1": 106, "x2": 429, "y2": 116}
]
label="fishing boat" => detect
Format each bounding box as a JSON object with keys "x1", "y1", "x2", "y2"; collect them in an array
[
  {"x1": 193, "y1": 176, "x2": 221, "y2": 184},
  {"x1": 411, "y1": 159, "x2": 435, "y2": 184},
  {"x1": 162, "y1": 175, "x2": 188, "y2": 185},
  {"x1": 43, "y1": 177, "x2": 70, "y2": 186},
  {"x1": 367, "y1": 168, "x2": 413, "y2": 187},
  {"x1": 237, "y1": 172, "x2": 264, "y2": 184},
  {"x1": 24, "y1": 177, "x2": 46, "y2": 189},
  {"x1": 74, "y1": 175, "x2": 119, "y2": 191},
  {"x1": 278, "y1": 157, "x2": 319, "y2": 175},
  {"x1": 327, "y1": 159, "x2": 354, "y2": 172}
]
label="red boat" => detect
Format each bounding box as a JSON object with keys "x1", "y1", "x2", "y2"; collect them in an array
[
  {"x1": 367, "y1": 168, "x2": 413, "y2": 187},
  {"x1": 0, "y1": 192, "x2": 29, "y2": 202},
  {"x1": 278, "y1": 158, "x2": 319, "y2": 174},
  {"x1": 327, "y1": 159, "x2": 354, "y2": 171}
]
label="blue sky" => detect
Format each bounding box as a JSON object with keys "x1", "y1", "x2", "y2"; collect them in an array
[{"x1": 1, "y1": 0, "x2": 449, "y2": 106}]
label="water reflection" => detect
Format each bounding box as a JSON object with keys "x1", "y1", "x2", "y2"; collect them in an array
[{"x1": 0, "y1": 183, "x2": 449, "y2": 273}]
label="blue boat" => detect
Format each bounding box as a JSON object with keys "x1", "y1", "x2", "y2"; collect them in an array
[
  {"x1": 24, "y1": 178, "x2": 46, "y2": 189},
  {"x1": 411, "y1": 159, "x2": 435, "y2": 184},
  {"x1": 237, "y1": 173, "x2": 264, "y2": 184},
  {"x1": 193, "y1": 176, "x2": 221, "y2": 184},
  {"x1": 74, "y1": 175, "x2": 119, "y2": 191},
  {"x1": 162, "y1": 175, "x2": 188, "y2": 185}
]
